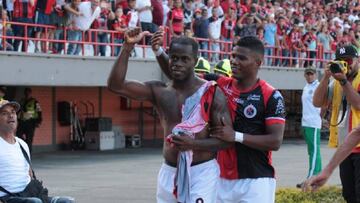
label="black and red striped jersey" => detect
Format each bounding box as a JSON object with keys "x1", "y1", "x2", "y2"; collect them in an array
[{"x1": 211, "y1": 75, "x2": 286, "y2": 180}]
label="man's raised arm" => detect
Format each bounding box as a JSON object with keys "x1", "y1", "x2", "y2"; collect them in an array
[
  {"x1": 151, "y1": 28, "x2": 171, "y2": 79},
  {"x1": 107, "y1": 28, "x2": 154, "y2": 101}
]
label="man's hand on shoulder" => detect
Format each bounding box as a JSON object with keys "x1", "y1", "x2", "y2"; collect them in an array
[{"x1": 210, "y1": 117, "x2": 235, "y2": 142}]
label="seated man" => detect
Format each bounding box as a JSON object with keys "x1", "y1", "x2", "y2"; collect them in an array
[{"x1": 0, "y1": 100, "x2": 75, "y2": 203}]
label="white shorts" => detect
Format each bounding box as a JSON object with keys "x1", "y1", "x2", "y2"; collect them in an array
[
  {"x1": 156, "y1": 159, "x2": 220, "y2": 203},
  {"x1": 217, "y1": 177, "x2": 276, "y2": 203}
]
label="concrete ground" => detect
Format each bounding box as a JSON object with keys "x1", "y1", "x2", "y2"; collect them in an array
[{"x1": 32, "y1": 140, "x2": 341, "y2": 203}]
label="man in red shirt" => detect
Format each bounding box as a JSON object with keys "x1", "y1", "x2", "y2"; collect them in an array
[
  {"x1": 12, "y1": 0, "x2": 36, "y2": 52},
  {"x1": 111, "y1": 6, "x2": 127, "y2": 56},
  {"x1": 34, "y1": 0, "x2": 56, "y2": 53},
  {"x1": 168, "y1": 0, "x2": 184, "y2": 36}
]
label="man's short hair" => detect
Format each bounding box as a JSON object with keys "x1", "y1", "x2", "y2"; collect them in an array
[
  {"x1": 235, "y1": 36, "x2": 264, "y2": 56},
  {"x1": 169, "y1": 37, "x2": 199, "y2": 57}
]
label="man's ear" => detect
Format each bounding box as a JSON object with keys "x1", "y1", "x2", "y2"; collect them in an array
[{"x1": 256, "y1": 59, "x2": 263, "y2": 67}]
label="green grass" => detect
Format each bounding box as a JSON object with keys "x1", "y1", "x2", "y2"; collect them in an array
[{"x1": 276, "y1": 186, "x2": 346, "y2": 203}]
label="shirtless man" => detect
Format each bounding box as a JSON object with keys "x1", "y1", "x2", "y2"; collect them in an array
[{"x1": 107, "y1": 28, "x2": 231, "y2": 203}]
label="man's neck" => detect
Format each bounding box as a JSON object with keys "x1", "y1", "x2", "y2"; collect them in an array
[
  {"x1": 172, "y1": 76, "x2": 203, "y2": 93},
  {"x1": 0, "y1": 132, "x2": 16, "y2": 144},
  {"x1": 235, "y1": 75, "x2": 259, "y2": 91}
]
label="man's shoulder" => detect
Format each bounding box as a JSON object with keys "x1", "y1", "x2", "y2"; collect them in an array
[
  {"x1": 145, "y1": 80, "x2": 168, "y2": 92},
  {"x1": 16, "y1": 137, "x2": 30, "y2": 156}
]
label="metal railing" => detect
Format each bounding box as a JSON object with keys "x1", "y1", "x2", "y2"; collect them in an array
[{"x1": 0, "y1": 20, "x2": 335, "y2": 67}]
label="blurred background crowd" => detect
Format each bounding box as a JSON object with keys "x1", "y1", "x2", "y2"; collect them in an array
[{"x1": 1, "y1": 0, "x2": 360, "y2": 67}]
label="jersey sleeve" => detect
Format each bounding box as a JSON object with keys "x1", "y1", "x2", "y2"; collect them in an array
[{"x1": 265, "y1": 90, "x2": 286, "y2": 126}]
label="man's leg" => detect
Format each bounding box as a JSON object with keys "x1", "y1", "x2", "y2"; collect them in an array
[
  {"x1": 5, "y1": 197, "x2": 42, "y2": 203},
  {"x1": 340, "y1": 154, "x2": 357, "y2": 203},
  {"x1": 156, "y1": 163, "x2": 177, "y2": 203},
  {"x1": 303, "y1": 127, "x2": 322, "y2": 178},
  {"x1": 24, "y1": 121, "x2": 36, "y2": 153},
  {"x1": 99, "y1": 33, "x2": 108, "y2": 56},
  {"x1": 351, "y1": 153, "x2": 360, "y2": 203}
]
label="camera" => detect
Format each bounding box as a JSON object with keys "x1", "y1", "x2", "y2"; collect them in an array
[{"x1": 329, "y1": 60, "x2": 348, "y2": 74}]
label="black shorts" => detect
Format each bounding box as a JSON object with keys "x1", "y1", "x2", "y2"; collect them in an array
[{"x1": 339, "y1": 153, "x2": 360, "y2": 202}]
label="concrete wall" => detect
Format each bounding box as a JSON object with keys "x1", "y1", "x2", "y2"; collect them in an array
[
  {"x1": 24, "y1": 87, "x2": 163, "y2": 152},
  {"x1": 0, "y1": 52, "x2": 310, "y2": 90}
]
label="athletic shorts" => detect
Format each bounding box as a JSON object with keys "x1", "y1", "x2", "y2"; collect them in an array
[
  {"x1": 217, "y1": 177, "x2": 276, "y2": 203},
  {"x1": 156, "y1": 159, "x2": 220, "y2": 203}
]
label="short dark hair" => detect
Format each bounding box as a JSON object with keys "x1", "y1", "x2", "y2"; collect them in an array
[
  {"x1": 235, "y1": 36, "x2": 264, "y2": 56},
  {"x1": 169, "y1": 36, "x2": 199, "y2": 57}
]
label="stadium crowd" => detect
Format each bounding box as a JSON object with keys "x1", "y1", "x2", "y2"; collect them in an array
[{"x1": 0, "y1": 0, "x2": 360, "y2": 67}]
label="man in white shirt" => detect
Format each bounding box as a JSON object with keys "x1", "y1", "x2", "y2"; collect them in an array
[
  {"x1": 136, "y1": 0, "x2": 156, "y2": 44},
  {"x1": 208, "y1": 6, "x2": 224, "y2": 62},
  {"x1": 297, "y1": 67, "x2": 323, "y2": 188},
  {"x1": 0, "y1": 100, "x2": 74, "y2": 203}
]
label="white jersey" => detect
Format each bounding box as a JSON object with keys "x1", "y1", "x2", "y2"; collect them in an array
[
  {"x1": 136, "y1": 0, "x2": 152, "y2": 23},
  {"x1": 302, "y1": 80, "x2": 322, "y2": 129},
  {"x1": 0, "y1": 137, "x2": 31, "y2": 197},
  {"x1": 127, "y1": 9, "x2": 139, "y2": 28}
]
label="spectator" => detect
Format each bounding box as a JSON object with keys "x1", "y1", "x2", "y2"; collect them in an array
[
  {"x1": 208, "y1": 6, "x2": 223, "y2": 62},
  {"x1": 221, "y1": 6, "x2": 235, "y2": 55},
  {"x1": 111, "y1": 6, "x2": 127, "y2": 56},
  {"x1": 317, "y1": 24, "x2": 333, "y2": 61},
  {"x1": 312, "y1": 45, "x2": 360, "y2": 203},
  {"x1": 288, "y1": 23, "x2": 303, "y2": 67},
  {"x1": 234, "y1": 13, "x2": 262, "y2": 40},
  {"x1": 125, "y1": 0, "x2": 139, "y2": 29},
  {"x1": 303, "y1": 26, "x2": 318, "y2": 67},
  {"x1": 162, "y1": 0, "x2": 171, "y2": 27},
  {"x1": 191, "y1": 0, "x2": 205, "y2": 11},
  {"x1": 183, "y1": 0, "x2": 193, "y2": 30},
  {"x1": 296, "y1": 67, "x2": 323, "y2": 188},
  {"x1": 91, "y1": 0, "x2": 113, "y2": 56},
  {"x1": 2, "y1": 0, "x2": 13, "y2": 21},
  {"x1": 220, "y1": 0, "x2": 236, "y2": 17},
  {"x1": 66, "y1": 0, "x2": 83, "y2": 55},
  {"x1": 136, "y1": 0, "x2": 156, "y2": 44},
  {"x1": 221, "y1": 7, "x2": 236, "y2": 42},
  {"x1": 192, "y1": 7, "x2": 209, "y2": 58},
  {"x1": 263, "y1": 15, "x2": 277, "y2": 66},
  {"x1": 0, "y1": 99, "x2": 75, "y2": 203},
  {"x1": 66, "y1": 0, "x2": 100, "y2": 55},
  {"x1": 168, "y1": 0, "x2": 184, "y2": 37},
  {"x1": 12, "y1": 0, "x2": 36, "y2": 52},
  {"x1": 115, "y1": 0, "x2": 128, "y2": 10},
  {"x1": 0, "y1": 6, "x2": 13, "y2": 51},
  {"x1": 16, "y1": 88, "x2": 42, "y2": 154},
  {"x1": 275, "y1": 16, "x2": 289, "y2": 66},
  {"x1": 34, "y1": 0, "x2": 56, "y2": 53}
]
